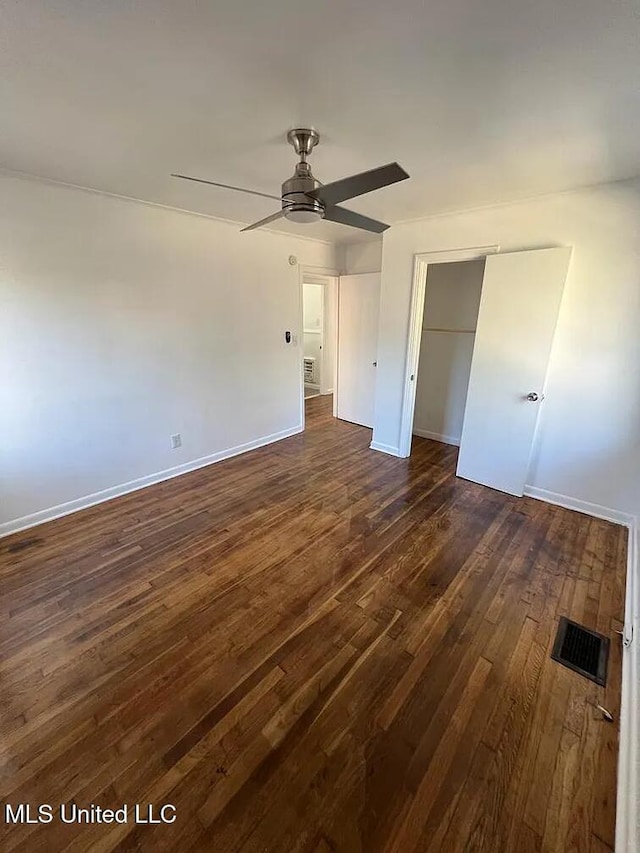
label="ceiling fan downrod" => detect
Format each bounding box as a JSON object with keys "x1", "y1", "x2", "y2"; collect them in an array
[{"x1": 286, "y1": 128, "x2": 320, "y2": 164}]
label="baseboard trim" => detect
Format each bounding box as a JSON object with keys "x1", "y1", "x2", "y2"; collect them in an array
[
  {"x1": 412, "y1": 428, "x2": 460, "y2": 447},
  {"x1": 0, "y1": 424, "x2": 303, "y2": 539},
  {"x1": 617, "y1": 516, "x2": 639, "y2": 853},
  {"x1": 369, "y1": 441, "x2": 402, "y2": 457},
  {"x1": 523, "y1": 486, "x2": 635, "y2": 527}
]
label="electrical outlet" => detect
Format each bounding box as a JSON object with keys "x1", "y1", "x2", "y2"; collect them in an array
[{"x1": 170, "y1": 433, "x2": 182, "y2": 449}]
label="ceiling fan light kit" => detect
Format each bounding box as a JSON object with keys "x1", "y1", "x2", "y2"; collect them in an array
[{"x1": 171, "y1": 128, "x2": 409, "y2": 234}]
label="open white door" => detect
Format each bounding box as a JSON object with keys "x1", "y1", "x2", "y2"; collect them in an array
[
  {"x1": 457, "y1": 247, "x2": 572, "y2": 496},
  {"x1": 337, "y1": 273, "x2": 380, "y2": 428}
]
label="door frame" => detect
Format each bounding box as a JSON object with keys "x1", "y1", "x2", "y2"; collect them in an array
[
  {"x1": 298, "y1": 266, "x2": 339, "y2": 431},
  {"x1": 398, "y1": 245, "x2": 500, "y2": 458}
]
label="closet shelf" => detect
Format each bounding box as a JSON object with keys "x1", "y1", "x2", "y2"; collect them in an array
[{"x1": 422, "y1": 327, "x2": 476, "y2": 334}]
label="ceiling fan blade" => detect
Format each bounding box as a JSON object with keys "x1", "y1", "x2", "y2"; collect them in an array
[
  {"x1": 171, "y1": 173, "x2": 282, "y2": 202},
  {"x1": 241, "y1": 209, "x2": 287, "y2": 232},
  {"x1": 322, "y1": 205, "x2": 389, "y2": 233},
  {"x1": 307, "y1": 162, "x2": 409, "y2": 207}
]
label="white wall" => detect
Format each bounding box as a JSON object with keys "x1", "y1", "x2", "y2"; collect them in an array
[
  {"x1": 0, "y1": 173, "x2": 337, "y2": 532},
  {"x1": 373, "y1": 179, "x2": 640, "y2": 519},
  {"x1": 413, "y1": 260, "x2": 484, "y2": 445},
  {"x1": 342, "y1": 239, "x2": 382, "y2": 274}
]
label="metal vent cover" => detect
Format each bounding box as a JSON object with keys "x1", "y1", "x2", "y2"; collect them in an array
[{"x1": 551, "y1": 617, "x2": 609, "y2": 686}]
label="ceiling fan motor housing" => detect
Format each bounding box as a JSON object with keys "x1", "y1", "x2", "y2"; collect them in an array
[{"x1": 281, "y1": 161, "x2": 324, "y2": 221}]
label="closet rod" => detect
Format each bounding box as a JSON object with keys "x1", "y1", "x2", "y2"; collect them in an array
[{"x1": 423, "y1": 327, "x2": 475, "y2": 334}]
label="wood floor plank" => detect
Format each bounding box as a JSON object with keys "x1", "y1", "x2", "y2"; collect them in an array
[{"x1": 0, "y1": 395, "x2": 626, "y2": 852}]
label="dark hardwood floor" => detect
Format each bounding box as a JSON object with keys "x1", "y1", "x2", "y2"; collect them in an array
[{"x1": 0, "y1": 395, "x2": 627, "y2": 852}]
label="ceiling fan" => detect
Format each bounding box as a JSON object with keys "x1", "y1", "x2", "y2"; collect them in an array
[{"x1": 171, "y1": 128, "x2": 409, "y2": 233}]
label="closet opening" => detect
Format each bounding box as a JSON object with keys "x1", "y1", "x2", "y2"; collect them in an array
[{"x1": 411, "y1": 259, "x2": 485, "y2": 448}]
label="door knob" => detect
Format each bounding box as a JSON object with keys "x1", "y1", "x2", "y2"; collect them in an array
[
  {"x1": 372, "y1": 361, "x2": 377, "y2": 367},
  {"x1": 527, "y1": 392, "x2": 540, "y2": 401}
]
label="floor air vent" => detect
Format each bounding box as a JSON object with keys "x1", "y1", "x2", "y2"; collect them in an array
[{"x1": 551, "y1": 617, "x2": 609, "y2": 686}]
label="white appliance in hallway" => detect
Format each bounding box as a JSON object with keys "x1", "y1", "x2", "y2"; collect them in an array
[{"x1": 336, "y1": 272, "x2": 381, "y2": 428}]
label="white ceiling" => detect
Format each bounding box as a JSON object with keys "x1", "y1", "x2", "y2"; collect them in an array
[{"x1": 1, "y1": 0, "x2": 639, "y2": 243}]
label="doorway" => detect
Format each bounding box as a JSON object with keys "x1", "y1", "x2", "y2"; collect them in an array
[
  {"x1": 302, "y1": 282, "x2": 324, "y2": 399},
  {"x1": 399, "y1": 246, "x2": 572, "y2": 496},
  {"x1": 300, "y1": 271, "x2": 338, "y2": 425},
  {"x1": 299, "y1": 269, "x2": 381, "y2": 433},
  {"x1": 412, "y1": 258, "x2": 485, "y2": 447}
]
